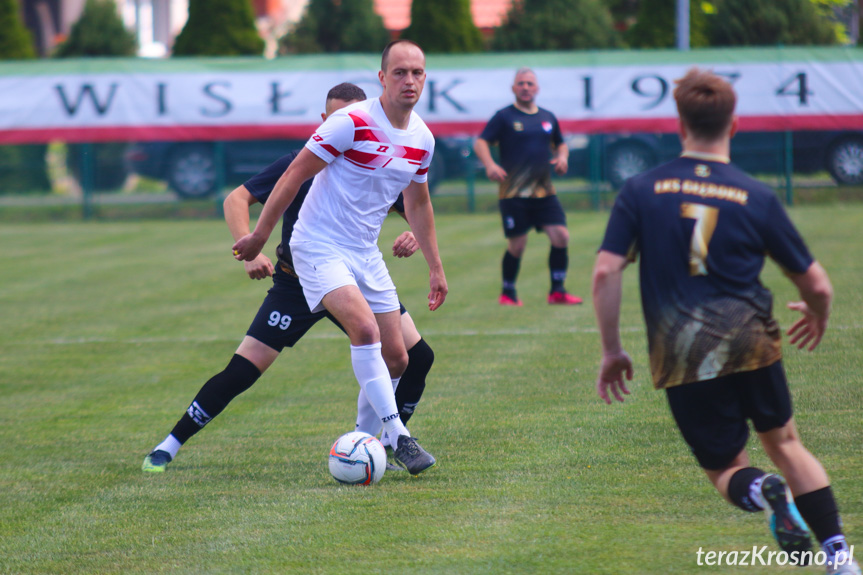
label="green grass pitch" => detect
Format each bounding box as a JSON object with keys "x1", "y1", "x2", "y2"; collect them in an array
[{"x1": 0, "y1": 203, "x2": 860, "y2": 574}]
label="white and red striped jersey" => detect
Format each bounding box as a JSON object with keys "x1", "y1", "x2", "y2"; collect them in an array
[{"x1": 293, "y1": 98, "x2": 435, "y2": 250}]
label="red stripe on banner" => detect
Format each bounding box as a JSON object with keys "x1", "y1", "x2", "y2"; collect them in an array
[
  {"x1": 0, "y1": 124, "x2": 322, "y2": 145},
  {"x1": 1, "y1": 114, "x2": 862, "y2": 145}
]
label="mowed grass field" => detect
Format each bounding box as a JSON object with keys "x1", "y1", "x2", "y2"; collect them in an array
[{"x1": 1, "y1": 202, "x2": 861, "y2": 575}]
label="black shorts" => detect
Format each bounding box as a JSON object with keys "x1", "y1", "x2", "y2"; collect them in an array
[
  {"x1": 665, "y1": 362, "x2": 793, "y2": 470},
  {"x1": 498, "y1": 196, "x2": 567, "y2": 238},
  {"x1": 246, "y1": 268, "x2": 407, "y2": 352}
]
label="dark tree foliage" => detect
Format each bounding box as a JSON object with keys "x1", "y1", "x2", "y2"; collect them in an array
[
  {"x1": 709, "y1": 0, "x2": 838, "y2": 46},
  {"x1": 53, "y1": 0, "x2": 137, "y2": 191},
  {"x1": 173, "y1": 0, "x2": 264, "y2": 56},
  {"x1": 0, "y1": 0, "x2": 49, "y2": 193},
  {"x1": 491, "y1": 0, "x2": 622, "y2": 51},
  {"x1": 0, "y1": 0, "x2": 35, "y2": 58},
  {"x1": 402, "y1": 0, "x2": 483, "y2": 53},
  {"x1": 626, "y1": 0, "x2": 711, "y2": 48},
  {"x1": 608, "y1": 0, "x2": 640, "y2": 33},
  {"x1": 280, "y1": 0, "x2": 389, "y2": 54},
  {"x1": 54, "y1": 0, "x2": 137, "y2": 57}
]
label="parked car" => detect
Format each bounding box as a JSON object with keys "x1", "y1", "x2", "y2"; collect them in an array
[
  {"x1": 565, "y1": 130, "x2": 863, "y2": 189},
  {"x1": 126, "y1": 130, "x2": 863, "y2": 199},
  {"x1": 124, "y1": 137, "x2": 476, "y2": 199}
]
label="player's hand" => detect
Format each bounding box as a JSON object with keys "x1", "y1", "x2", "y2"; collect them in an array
[
  {"x1": 596, "y1": 350, "x2": 633, "y2": 404},
  {"x1": 485, "y1": 164, "x2": 507, "y2": 183},
  {"x1": 392, "y1": 231, "x2": 419, "y2": 258},
  {"x1": 232, "y1": 232, "x2": 266, "y2": 262},
  {"x1": 428, "y1": 270, "x2": 448, "y2": 311},
  {"x1": 551, "y1": 156, "x2": 568, "y2": 175},
  {"x1": 786, "y1": 301, "x2": 828, "y2": 351},
  {"x1": 244, "y1": 254, "x2": 274, "y2": 280}
]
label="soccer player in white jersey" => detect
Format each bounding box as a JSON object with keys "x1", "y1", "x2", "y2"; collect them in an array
[{"x1": 232, "y1": 40, "x2": 446, "y2": 475}]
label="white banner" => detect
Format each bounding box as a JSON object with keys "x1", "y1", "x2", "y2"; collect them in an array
[{"x1": 1, "y1": 53, "x2": 862, "y2": 143}]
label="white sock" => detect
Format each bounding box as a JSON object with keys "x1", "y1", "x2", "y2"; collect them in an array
[
  {"x1": 350, "y1": 343, "x2": 408, "y2": 439},
  {"x1": 154, "y1": 434, "x2": 182, "y2": 459},
  {"x1": 355, "y1": 388, "x2": 382, "y2": 436},
  {"x1": 823, "y1": 535, "x2": 850, "y2": 562},
  {"x1": 354, "y1": 376, "x2": 402, "y2": 436},
  {"x1": 749, "y1": 475, "x2": 767, "y2": 510}
]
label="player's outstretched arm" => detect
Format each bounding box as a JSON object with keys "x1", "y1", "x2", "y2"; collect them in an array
[
  {"x1": 232, "y1": 148, "x2": 327, "y2": 262},
  {"x1": 592, "y1": 250, "x2": 633, "y2": 403},
  {"x1": 402, "y1": 179, "x2": 447, "y2": 311},
  {"x1": 786, "y1": 261, "x2": 833, "y2": 351},
  {"x1": 223, "y1": 185, "x2": 274, "y2": 280}
]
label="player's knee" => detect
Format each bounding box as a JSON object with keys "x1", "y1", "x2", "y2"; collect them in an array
[
  {"x1": 407, "y1": 338, "x2": 434, "y2": 375},
  {"x1": 347, "y1": 320, "x2": 380, "y2": 346},
  {"x1": 549, "y1": 226, "x2": 569, "y2": 246}
]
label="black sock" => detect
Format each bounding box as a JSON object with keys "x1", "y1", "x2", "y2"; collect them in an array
[
  {"x1": 170, "y1": 354, "x2": 262, "y2": 444},
  {"x1": 549, "y1": 246, "x2": 568, "y2": 293},
  {"x1": 396, "y1": 339, "x2": 434, "y2": 424},
  {"x1": 795, "y1": 486, "x2": 844, "y2": 544},
  {"x1": 502, "y1": 251, "x2": 521, "y2": 298},
  {"x1": 727, "y1": 467, "x2": 767, "y2": 512}
]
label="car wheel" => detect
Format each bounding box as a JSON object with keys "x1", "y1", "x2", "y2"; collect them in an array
[
  {"x1": 167, "y1": 145, "x2": 218, "y2": 198},
  {"x1": 827, "y1": 137, "x2": 863, "y2": 185},
  {"x1": 606, "y1": 142, "x2": 655, "y2": 189}
]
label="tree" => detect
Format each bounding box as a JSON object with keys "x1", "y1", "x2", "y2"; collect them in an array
[
  {"x1": 280, "y1": 0, "x2": 388, "y2": 54},
  {"x1": 709, "y1": 0, "x2": 838, "y2": 46},
  {"x1": 0, "y1": 0, "x2": 35, "y2": 59},
  {"x1": 402, "y1": 0, "x2": 483, "y2": 53},
  {"x1": 626, "y1": 0, "x2": 711, "y2": 48},
  {"x1": 491, "y1": 0, "x2": 622, "y2": 51},
  {"x1": 173, "y1": 0, "x2": 264, "y2": 56},
  {"x1": 0, "y1": 0, "x2": 49, "y2": 194},
  {"x1": 54, "y1": 0, "x2": 136, "y2": 57},
  {"x1": 54, "y1": 0, "x2": 137, "y2": 191}
]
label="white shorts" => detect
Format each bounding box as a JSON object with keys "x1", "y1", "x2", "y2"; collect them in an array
[{"x1": 289, "y1": 240, "x2": 400, "y2": 314}]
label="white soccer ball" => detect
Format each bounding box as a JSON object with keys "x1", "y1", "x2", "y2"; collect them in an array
[{"x1": 328, "y1": 431, "x2": 387, "y2": 485}]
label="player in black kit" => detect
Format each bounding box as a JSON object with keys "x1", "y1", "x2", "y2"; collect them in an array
[
  {"x1": 142, "y1": 83, "x2": 434, "y2": 473},
  {"x1": 474, "y1": 67, "x2": 582, "y2": 307},
  {"x1": 593, "y1": 68, "x2": 858, "y2": 574}
]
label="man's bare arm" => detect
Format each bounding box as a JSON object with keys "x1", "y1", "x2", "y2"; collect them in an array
[
  {"x1": 402, "y1": 179, "x2": 447, "y2": 310},
  {"x1": 551, "y1": 142, "x2": 569, "y2": 175},
  {"x1": 223, "y1": 185, "x2": 273, "y2": 280},
  {"x1": 232, "y1": 148, "x2": 327, "y2": 261},
  {"x1": 592, "y1": 250, "x2": 633, "y2": 403},
  {"x1": 473, "y1": 137, "x2": 506, "y2": 182},
  {"x1": 786, "y1": 261, "x2": 833, "y2": 351}
]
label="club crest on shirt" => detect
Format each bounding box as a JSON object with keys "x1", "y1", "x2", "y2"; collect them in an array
[
  {"x1": 695, "y1": 164, "x2": 711, "y2": 178},
  {"x1": 542, "y1": 121, "x2": 552, "y2": 133},
  {"x1": 513, "y1": 121, "x2": 524, "y2": 132}
]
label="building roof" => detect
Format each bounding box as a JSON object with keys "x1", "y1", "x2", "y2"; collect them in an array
[{"x1": 373, "y1": 0, "x2": 513, "y2": 31}]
